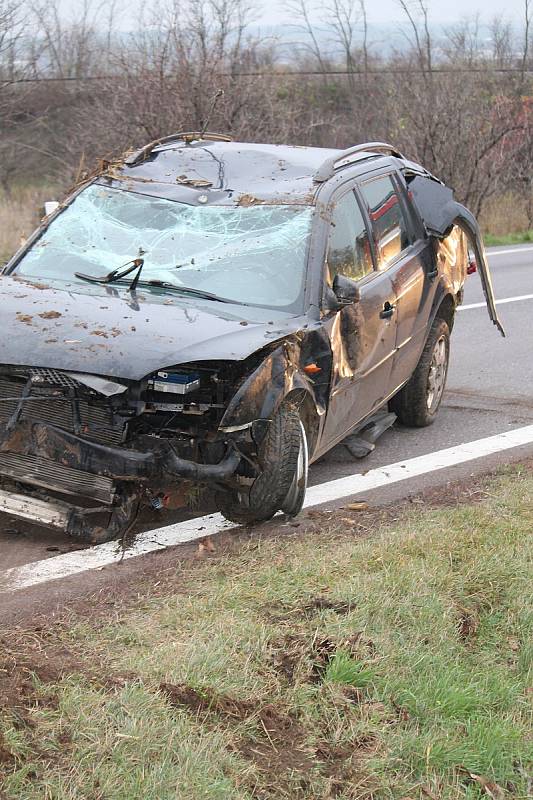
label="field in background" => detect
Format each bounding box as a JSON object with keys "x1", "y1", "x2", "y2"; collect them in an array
[
  {"x1": 1, "y1": 186, "x2": 532, "y2": 264},
  {"x1": 1, "y1": 466, "x2": 531, "y2": 799},
  {"x1": 0, "y1": 186, "x2": 58, "y2": 263}
]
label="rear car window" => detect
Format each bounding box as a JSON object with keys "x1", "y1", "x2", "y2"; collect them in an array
[
  {"x1": 327, "y1": 190, "x2": 374, "y2": 283},
  {"x1": 360, "y1": 175, "x2": 412, "y2": 269}
]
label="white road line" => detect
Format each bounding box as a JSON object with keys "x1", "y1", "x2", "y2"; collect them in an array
[
  {"x1": 458, "y1": 293, "x2": 533, "y2": 311},
  {"x1": 487, "y1": 246, "x2": 533, "y2": 256},
  {"x1": 2, "y1": 423, "x2": 533, "y2": 594}
]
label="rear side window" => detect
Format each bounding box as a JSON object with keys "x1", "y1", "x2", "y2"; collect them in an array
[
  {"x1": 360, "y1": 175, "x2": 412, "y2": 269},
  {"x1": 327, "y1": 190, "x2": 374, "y2": 283}
]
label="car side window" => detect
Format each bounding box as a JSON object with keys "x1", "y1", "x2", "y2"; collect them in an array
[
  {"x1": 360, "y1": 175, "x2": 412, "y2": 269},
  {"x1": 327, "y1": 190, "x2": 374, "y2": 284}
]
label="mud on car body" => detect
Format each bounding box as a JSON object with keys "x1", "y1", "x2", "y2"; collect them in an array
[{"x1": 0, "y1": 134, "x2": 503, "y2": 542}]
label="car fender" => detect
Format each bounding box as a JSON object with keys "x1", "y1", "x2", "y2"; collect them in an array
[{"x1": 219, "y1": 340, "x2": 321, "y2": 433}]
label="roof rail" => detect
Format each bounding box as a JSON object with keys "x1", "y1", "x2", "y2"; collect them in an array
[
  {"x1": 124, "y1": 131, "x2": 232, "y2": 167},
  {"x1": 314, "y1": 142, "x2": 405, "y2": 182}
]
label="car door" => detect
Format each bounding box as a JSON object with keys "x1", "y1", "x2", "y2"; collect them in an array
[
  {"x1": 357, "y1": 171, "x2": 435, "y2": 392},
  {"x1": 321, "y1": 187, "x2": 398, "y2": 447}
]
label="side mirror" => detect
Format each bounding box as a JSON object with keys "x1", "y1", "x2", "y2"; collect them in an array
[{"x1": 332, "y1": 274, "x2": 360, "y2": 306}]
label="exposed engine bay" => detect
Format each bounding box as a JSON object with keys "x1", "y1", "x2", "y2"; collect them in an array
[{"x1": 0, "y1": 360, "x2": 255, "y2": 542}]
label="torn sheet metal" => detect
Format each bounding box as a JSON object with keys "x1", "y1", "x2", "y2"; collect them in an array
[{"x1": 408, "y1": 174, "x2": 505, "y2": 336}]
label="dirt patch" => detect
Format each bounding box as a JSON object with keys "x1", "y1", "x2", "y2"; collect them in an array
[
  {"x1": 267, "y1": 630, "x2": 377, "y2": 690},
  {"x1": 0, "y1": 634, "x2": 132, "y2": 720},
  {"x1": 264, "y1": 596, "x2": 354, "y2": 623},
  {"x1": 0, "y1": 644, "x2": 73, "y2": 719},
  {"x1": 456, "y1": 605, "x2": 480, "y2": 641},
  {"x1": 309, "y1": 636, "x2": 338, "y2": 683},
  {"x1": 315, "y1": 738, "x2": 379, "y2": 799},
  {"x1": 15, "y1": 313, "x2": 33, "y2": 325},
  {"x1": 268, "y1": 633, "x2": 309, "y2": 684},
  {"x1": 406, "y1": 481, "x2": 491, "y2": 509},
  {"x1": 38, "y1": 311, "x2": 61, "y2": 320},
  {"x1": 160, "y1": 682, "x2": 256, "y2": 719},
  {"x1": 237, "y1": 193, "x2": 265, "y2": 207},
  {"x1": 159, "y1": 682, "x2": 295, "y2": 732},
  {"x1": 160, "y1": 681, "x2": 314, "y2": 796},
  {"x1": 0, "y1": 732, "x2": 14, "y2": 766},
  {"x1": 160, "y1": 680, "x2": 380, "y2": 797}
]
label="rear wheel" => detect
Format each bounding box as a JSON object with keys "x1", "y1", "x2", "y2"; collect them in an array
[
  {"x1": 390, "y1": 318, "x2": 450, "y2": 427},
  {"x1": 216, "y1": 402, "x2": 308, "y2": 525}
]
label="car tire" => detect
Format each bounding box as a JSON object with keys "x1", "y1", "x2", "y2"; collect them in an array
[
  {"x1": 390, "y1": 318, "x2": 450, "y2": 427},
  {"x1": 281, "y1": 420, "x2": 309, "y2": 517},
  {"x1": 216, "y1": 401, "x2": 306, "y2": 525}
]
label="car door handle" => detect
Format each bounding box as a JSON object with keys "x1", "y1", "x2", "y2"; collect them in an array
[{"x1": 380, "y1": 301, "x2": 396, "y2": 319}]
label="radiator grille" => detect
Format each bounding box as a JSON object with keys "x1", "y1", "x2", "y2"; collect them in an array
[
  {"x1": 29, "y1": 367, "x2": 80, "y2": 389},
  {"x1": 0, "y1": 373, "x2": 124, "y2": 445},
  {"x1": 0, "y1": 451, "x2": 115, "y2": 504}
]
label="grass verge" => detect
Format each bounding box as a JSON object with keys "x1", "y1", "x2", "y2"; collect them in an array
[
  {"x1": 0, "y1": 468, "x2": 532, "y2": 799},
  {"x1": 484, "y1": 231, "x2": 533, "y2": 247}
]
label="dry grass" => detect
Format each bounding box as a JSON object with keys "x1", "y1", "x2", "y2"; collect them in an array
[
  {"x1": 0, "y1": 185, "x2": 59, "y2": 263},
  {"x1": 479, "y1": 192, "x2": 531, "y2": 238}
]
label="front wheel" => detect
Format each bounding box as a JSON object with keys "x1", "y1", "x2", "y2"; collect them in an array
[
  {"x1": 390, "y1": 318, "x2": 450, "y2": 427},
  {"x1": 215, "y1": 402, "x2": 308, "y2": 525}
]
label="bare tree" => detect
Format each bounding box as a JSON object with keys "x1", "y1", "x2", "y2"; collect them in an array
[
  {"x1": 286, "y1": 0, "x2": 330, "y2": 75},
  {"x1": 0, "y1": 0, "x2": 531, "y2": 233},
  {"x1": 489, "y1": 15, "x2": 514, "y2": 69},
  {"x1": 396, "y1": 0, "x2": 432, "y2": 73},
  {"x1": 27, "y1": 0, "x2": 117, "y2": 79},
  {"x1": 0, "y1": 0, "x2": 27, "y2": 195},
  {"x1": 521, "y1": 0, "x2": 532, "y2": 84}
]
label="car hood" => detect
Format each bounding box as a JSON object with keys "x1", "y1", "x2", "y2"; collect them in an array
[{"x1": 0, "y1": 277, "x2": 308, "y2": 380}]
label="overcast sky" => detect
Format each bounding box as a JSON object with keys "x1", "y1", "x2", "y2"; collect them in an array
[
  {"x1": 87, "y1": 0, "x2": 527, "y2": 30},
  {"x1": 255, "y1": 0, "x2": 526, "y2": 25}
]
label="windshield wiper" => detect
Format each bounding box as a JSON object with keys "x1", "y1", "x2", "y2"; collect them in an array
[
  {"x1": 75, "y1": 251, "x2": 146, "y2": 292},
  {"x1": 139, "y1": 280, "x2": 245, "y2": 305}
]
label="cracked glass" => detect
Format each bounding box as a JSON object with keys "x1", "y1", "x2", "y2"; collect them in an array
[{"x1": 15, "y1": 185, "x2": 313, "y2": 310}]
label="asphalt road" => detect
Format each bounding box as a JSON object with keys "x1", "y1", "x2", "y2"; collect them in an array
[{"x1": 1, "y1": 244, "x2": 533, "y2": 573}]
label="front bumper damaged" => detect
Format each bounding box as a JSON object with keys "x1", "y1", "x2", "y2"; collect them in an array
[
  {"x1": 0, "y1": 485, "x2": 137, "y2": 541},
  {"x1": 0, "y1": 420, "x2": 241, "y2": 539},
  {"x1": 0, "y1": 420, "x2": 241, "y2": 483}
]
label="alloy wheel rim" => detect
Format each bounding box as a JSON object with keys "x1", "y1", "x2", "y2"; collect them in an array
[{"x1": 426, "y1": 334, "x2": 448, "y2": 412}]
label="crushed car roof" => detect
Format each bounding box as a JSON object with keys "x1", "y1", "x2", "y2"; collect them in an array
[{"x1": 104, "y1": 141, "x2": 355, "y2": 205}]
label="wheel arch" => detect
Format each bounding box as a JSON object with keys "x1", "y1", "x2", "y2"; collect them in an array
[
  {"x1": 219, "y1": 340, "x2": 325, "y2": 433},
  {"x1": 433, "y1": 291, "x2": 457, "y2": 333},
  {"x1": 284, "y1": 387, "x2": 321, "y2": 459}
]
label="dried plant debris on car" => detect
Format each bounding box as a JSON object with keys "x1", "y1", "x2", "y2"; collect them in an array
[{"x1": 0, "y1": 132, "x2": 503, "y2": 542}]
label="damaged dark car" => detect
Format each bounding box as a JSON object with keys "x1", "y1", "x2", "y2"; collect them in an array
[{"x1": 0, "y1": 133, "x2": 503, "y2": 542}]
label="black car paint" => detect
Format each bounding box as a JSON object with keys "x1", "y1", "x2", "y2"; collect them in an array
[
  {"x1": 0, "y1": 139, "x2": 502, "y2": 539},
  {"x1": 0, "y1": 276, "x2": 309, "y2": 380}
]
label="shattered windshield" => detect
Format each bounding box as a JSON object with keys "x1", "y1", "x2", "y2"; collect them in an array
[{"x1": 13, "y1": 184, "x2": 313, "y2": 310}]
